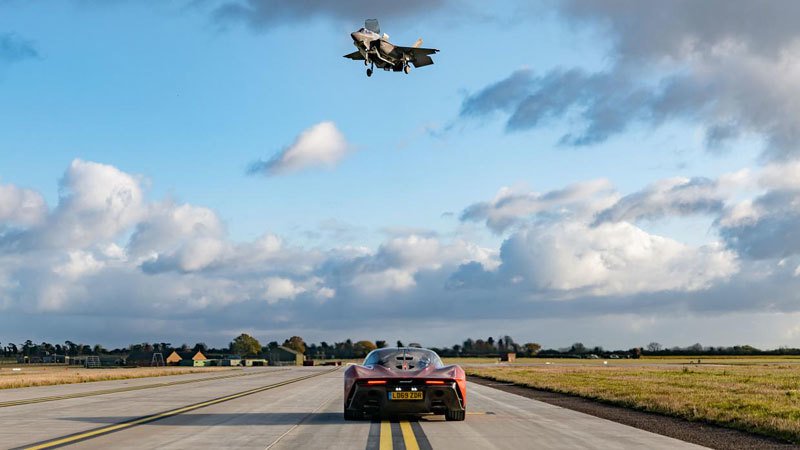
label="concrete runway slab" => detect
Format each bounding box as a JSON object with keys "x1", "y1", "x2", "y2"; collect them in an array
[{"x1": 0, "y1": 367, "x2": 705, "y2": 449}]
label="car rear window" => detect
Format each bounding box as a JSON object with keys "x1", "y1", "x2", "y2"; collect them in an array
[{"x1": 363, "y1": 348, "x2": 443, "y2": 370}]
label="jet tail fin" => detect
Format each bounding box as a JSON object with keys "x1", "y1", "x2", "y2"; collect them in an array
[{"x1": 412, "y1": 38, "x2": 423, "y2": 48}]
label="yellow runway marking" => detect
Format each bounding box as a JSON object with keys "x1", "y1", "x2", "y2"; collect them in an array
[
  {"x1": 379, "y1": 420, "x2": 393, "y2": 450},
  {"x1": 20, "y1": 369, "x2": 338, "y2": 450},
  {"x1": 399, "y1": 420, "x2": 420, "y2": 450}
]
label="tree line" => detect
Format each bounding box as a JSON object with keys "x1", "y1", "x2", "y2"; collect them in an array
[{"x1": 4, "y1": 336, "x2": 800, "y2": 360}]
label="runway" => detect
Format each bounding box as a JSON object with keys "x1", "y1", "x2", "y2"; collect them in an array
[{"x1": 0, "y1": 367, "x2": 703, "y2": 449}]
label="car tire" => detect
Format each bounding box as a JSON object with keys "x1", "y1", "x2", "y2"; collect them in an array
[
  {"x1": 344, "y1": 410, "x2": 362, "y2": 421},
  {"x1": 445, "y1": 409, "x2": 466, "y2": 421}
]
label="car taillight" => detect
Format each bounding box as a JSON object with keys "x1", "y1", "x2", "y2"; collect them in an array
[
  {"x1": 366, "y1": 380, "x2": 387, "y2": 385},
  {"x1": 425, "y1": 380, "x2": 446, "y2": 385}
]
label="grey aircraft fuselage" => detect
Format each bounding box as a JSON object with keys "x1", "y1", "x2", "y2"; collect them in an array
[{"x1": 345, "y1": 21, "x2": 438, "y2": 77}]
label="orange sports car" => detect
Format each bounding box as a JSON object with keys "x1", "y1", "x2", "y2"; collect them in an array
[{"x1": 343, "y1": 347, "x2": 466, "y2": 421}]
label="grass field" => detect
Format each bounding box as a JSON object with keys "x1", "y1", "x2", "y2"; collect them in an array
[
  {"x1": 467, "y1": 360, "x2": 800, "y2": 443},
  {"x1": 444, "y1": 355, "x2": 800, "y2": 365},
  {"x1": 0, "y1": 365, "x2": 233, "y2": 390}
]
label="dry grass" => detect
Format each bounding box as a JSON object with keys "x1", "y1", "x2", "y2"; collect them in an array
[
  {"x1": 0, "y1": 365, "x2": 232, "y2": 390},
  {"x1": 468, "y1": 362, "x2": 800, "y2": 443},
  {"x1": 445, "y1": 356, "x2": 800, "y2": 366}
]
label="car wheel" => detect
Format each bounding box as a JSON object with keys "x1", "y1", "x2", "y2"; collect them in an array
[
  {"x1": 445, "y1": 409, "x2": 466, "y2": 421},
  {"x1": 344, "y1": 410, "x2": 362, "y2": 421}
]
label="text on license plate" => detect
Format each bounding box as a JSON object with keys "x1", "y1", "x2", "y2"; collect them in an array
[{"x1": 389, "y1": 391, "x2": 424, "y2": 400}]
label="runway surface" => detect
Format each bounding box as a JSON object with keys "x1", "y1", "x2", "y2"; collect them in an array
[{"x1": 0, "y1": 367, "x2": 704, "y2": 449}]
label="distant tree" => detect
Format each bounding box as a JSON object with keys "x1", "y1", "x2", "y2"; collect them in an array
[
  {"x1": 268, "y1": 341, "x2": 279, "y2": 350},
  {"x1": 503, "y1": 336, "x2": 516, "y2": 350},
  {"x1": 452, "y1": 344, "x2": 462, "y2": 355},
  {"x1": 523, "y1": 343, "x2": 542, "y2": 356},
  {"x1": 646, "y1": 342, "x2": 663, "y2": 352},
  {"x1": 396, "y1": 340, "x2": 404, "y2": 348},
  {"x1": 41, "y1": 342, "x2": 55, "y2": 356},
  {"x1": 569, "y1": 342, "x2": 587, "y2": 354},
  {"x1": 93, "y1": 344, "x2": 106, "y2": 355},
  {"x1": 179, "y1": 343, "x2": 190, "y2": 352},
  {"x1": 375, "y1": 340, "x2": 387, "y2": 349},
  {"x1": 230, "y1": 333, "x2": 262, "y2": 356},
  {"x1": 687, "y1": 343, "x2": 704, "y2": 353},
  {"x1": 192, "y1": 342, "x2": 208, "y2": 353},
  {"x1": 154, "y1": 342, "x2": 172, "y2": 353},
  {"x1": 354, "y1": 340, "x2": 377, "y2": 357},
  {"x1": 283, "y1": 336, "x2": 307, "y2": 354}
]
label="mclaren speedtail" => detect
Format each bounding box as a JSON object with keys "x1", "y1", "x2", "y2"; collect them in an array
[{"x1": 343, "y1": 347, "x2": 466, "y2": 421}]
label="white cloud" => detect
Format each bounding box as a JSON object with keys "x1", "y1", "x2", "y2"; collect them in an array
[
  {"x1": 3, "y1": 158, "x2": 800, "y2": 347},
  {"x1": 462, "y1": 1, "x2": 800, "y2": 160},
  {"x1": 48, "y1": 159, "x2": 145, "y2": 248},
  {"x1": 500, "y1": 221, "x2": 737, "y2": 296},
  {"x1": 264, "y1": 277, "x2": 306, "y2": 304},
  {"x1": 0, "y1": 183, "x2": 46, "y2": 226},
  {"x1": 593, "y1": 177, "x2": 724, "y2": 224},
  {"x1": 53, "y1": 250, "x2": 104, "y2": 279},
  {"x1": 461, "y1": 180, "x2": 617, "y2": 233},
  {"x1": 248, "y1": 121, "x2": 352, "y2": 176}
]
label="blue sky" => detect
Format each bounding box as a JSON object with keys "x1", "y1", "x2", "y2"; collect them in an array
[{"x1": 1, "y1": 1, "x2": 799, "y2": 349}]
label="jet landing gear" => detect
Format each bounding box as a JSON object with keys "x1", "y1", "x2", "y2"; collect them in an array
[
  {"x1": 366, "y1": 61, "x2": 374, "y2": 77},
  {"x1": 404, "y1": 64, "x2": 411, "y2": 74}
]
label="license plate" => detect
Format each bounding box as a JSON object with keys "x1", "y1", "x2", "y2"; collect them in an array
[{"x1": 389, "y1": 391, "x2": 424, "y2": 400}]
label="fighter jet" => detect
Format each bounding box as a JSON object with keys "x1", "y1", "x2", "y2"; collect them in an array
[{"x1": 344, "y1": 19, "x2": 439, "y2": 77}]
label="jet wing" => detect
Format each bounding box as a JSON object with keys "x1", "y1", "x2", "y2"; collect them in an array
[
  {"x1": 343, "y1": 51, "x2": 365, "y2": 60},
  {"x1": 395, "y1": 46, "x2": 439, "y2": 67}
]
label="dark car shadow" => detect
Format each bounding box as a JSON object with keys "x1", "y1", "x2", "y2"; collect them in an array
[{"x1": 62, "y1": 412, "x2": 454, "y2": 427}]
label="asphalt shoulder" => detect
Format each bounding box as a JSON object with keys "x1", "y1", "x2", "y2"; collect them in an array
[{"x1": 467, "y1": 375, "x2": 795, "y2": 449}]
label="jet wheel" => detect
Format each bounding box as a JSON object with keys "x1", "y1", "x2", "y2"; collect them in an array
[
  {"x1": 404, "y1": 65, "x2": 411, "y2": 74},
  {"x1": 366, "y1": 68, "x2": 373, "y2": 77}
]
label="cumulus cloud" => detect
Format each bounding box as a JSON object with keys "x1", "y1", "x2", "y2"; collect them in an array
[
  {"x1": 0, "y1": 160, "x2": 145, "y2": 251},
  {"x1": 462, "y1": 1, "x2": 800, "y2": 159},
  {"x1": 0, "y1": 183, "x2": 47, "y2": 226},
  {"x1": 5, "y1": 158, "x2": 800, "y2": 346},
  {"x1": 593, "y1": 177, "x2": 724, "y2": 225},
  {"x1": 499, "y1": 221, "x2": 737, "y2": 297},
  {"x1": 460, "y1": 179, "x2": 617, "y2": 233},
  {"x1": 0, "y1": 32, "x2": 38, "y2": 64},
  {"x1": 248, "y1": 122, "x2": 352, "y2": 176}
]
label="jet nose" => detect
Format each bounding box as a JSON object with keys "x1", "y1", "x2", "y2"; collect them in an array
[{"x1": 351, "y1": 31, "x2": 360, "y2": 41}]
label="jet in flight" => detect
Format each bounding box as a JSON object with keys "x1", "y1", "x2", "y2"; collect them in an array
[{"x1": 344, "y1": 19, "x2": 439, "y2": 77}]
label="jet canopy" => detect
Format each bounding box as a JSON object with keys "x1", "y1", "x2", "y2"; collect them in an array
[{"x1": 365, "y1": 19, "x2": 380, "y2": 35}]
